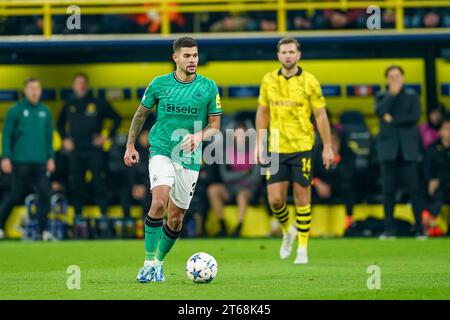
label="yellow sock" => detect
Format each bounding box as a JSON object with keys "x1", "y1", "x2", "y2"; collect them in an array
[
  {"x1": 271, "y1": 203, "x2": 291, "y2": 234},
  {"x1": 296, "y1": 205, "x2": 312, "y2": 248}
]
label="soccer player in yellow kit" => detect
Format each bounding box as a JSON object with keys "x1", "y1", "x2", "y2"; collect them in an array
[{"x1": 256, "y1": 38, "x2": 334, "y2": 264}]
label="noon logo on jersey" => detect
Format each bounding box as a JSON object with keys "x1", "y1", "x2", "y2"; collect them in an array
[
  {"x1": 216, "y1": 94, "x2": 221, "y2": 109},
  {"x1": 165, "y1": 103, "x2": 198, "y2": 115}
]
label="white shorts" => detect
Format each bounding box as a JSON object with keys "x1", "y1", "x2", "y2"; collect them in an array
[{"x1": 148, "y1": 155, "x2": 199, "y2": 210}]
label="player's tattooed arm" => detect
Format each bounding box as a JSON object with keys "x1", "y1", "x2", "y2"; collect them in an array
[
  {"x1": 126, "y1": 106, "x2": 151, "y2": 146},
  {"x1": 201, "y1": 115, "x2": 221, "y2": 140},
  {"x1": 124, "y1": 106, "x2": 151, "y2": 166}
]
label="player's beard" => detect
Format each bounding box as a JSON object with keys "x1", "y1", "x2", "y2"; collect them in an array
[
  {"x1": 185, "y1": 65, "x2": 197, "y2": 76},
  {"x1": 282, "y1": 62, "x2": 297, "y2": 71}
]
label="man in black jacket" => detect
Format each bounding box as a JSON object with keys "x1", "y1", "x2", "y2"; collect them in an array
[
  {"x1": 375, "y1": 65, "x2": 425, "y2": 239},
  {"x1": 57, "y1": 73, "x2": 121, "y2": 237}
]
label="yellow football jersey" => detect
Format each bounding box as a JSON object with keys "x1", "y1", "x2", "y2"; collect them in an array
[{"x1": 258, "y1": 67, "x2": 326, "y2": 153}]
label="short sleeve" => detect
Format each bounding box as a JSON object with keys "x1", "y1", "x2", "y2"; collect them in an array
[
  {"x1": 258, "y1": 76, "x2": 269, "y2": 107},
  {"x1": 207, "y1": 81, "x2": 222, "y2": 115},
  {"x1": 309, "y1": 76, "x2": 326, "y2": 110},
  {"x1": 140, "y1": 79, "x2": 157, "y2": 110}
]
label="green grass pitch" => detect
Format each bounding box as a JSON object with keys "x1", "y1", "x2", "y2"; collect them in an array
[{"x1": 0, "y1": 238, "x2": 449, "y2": 300}]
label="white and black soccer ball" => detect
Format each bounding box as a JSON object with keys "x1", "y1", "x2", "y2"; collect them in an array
[{"x1": 186, "y1": 252, "x2": 218, "y2": 284}]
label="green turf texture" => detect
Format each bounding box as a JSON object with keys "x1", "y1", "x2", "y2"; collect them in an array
[{"x1": 0, "y1": 238, "x2": 449, "y2": 300}]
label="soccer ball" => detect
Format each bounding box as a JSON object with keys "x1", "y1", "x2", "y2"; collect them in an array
[{"x1": 186, "y1": 252, "x2": 218, "y2": 284}]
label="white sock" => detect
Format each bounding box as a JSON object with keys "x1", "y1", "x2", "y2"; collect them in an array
[
  {"x1": 155, "y1": 258, "x2": 164, "y2": 267},
  {"x1": 144, "y1": 260, "x2": 156, "y2": 267}
]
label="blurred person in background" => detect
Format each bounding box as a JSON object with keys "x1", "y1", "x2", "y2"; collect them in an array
[
  {"x1": 375, "y1": 65, "x2": 425, "y2": 239},
  {"x1": 207, "y1": 122, "x2": 260, "y2": 237},
  {"x1": 129, "y1": 2, "x2": 189, "y2": 33},
  {"x1": 288, "y1": 10, "x2": 312, "y2": 30},
  {"x1": 209, "y1": 12, "x2": 256, "y2": 32},
  {"x1": 322, "y1": 9, "x2": 366, "y2": 29},
  {"x1": 0, "y1": 157, "x2": 12, "y2": 205},
  {"x1": 312, "y1": 128, "x2": 356, "y2": 229},
  {"x1": 422, "y1": 116, "x2": 450, "y2": 237},
  {"x1": 57, "y1": 73, "x2": 121, "y2": 238},
  {"x1": 420, "y1": 103, "x2": 446, "y2": 150},
  {"x1": 381, "y1": 9, "x2": 396, "y2": 29},
  {"x1": 106, "y1": 134, "x2": 133, "y2": 238},
  {"x1": 0, "y1": 78, "x2": 55, "y2": 241},
  {"x1": 406, "y1": 8, "x2": 450, "y2": 28},
  {"x1": 129, "y1": 116, "x2": 156, "y2": 217}
]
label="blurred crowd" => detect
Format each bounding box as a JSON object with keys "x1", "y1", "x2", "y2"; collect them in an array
[{"x1": 1, "y1": 7, "x2": 450, "y2": 35}]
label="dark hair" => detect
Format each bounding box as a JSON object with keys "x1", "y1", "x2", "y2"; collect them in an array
[
  {"x1": 428, "y1": 102, "x2": 446, "y2": 115},
  {"x1": 24, "y1": 77, "x2": 40, "y2": 87},
  {"x1": 73, "y1": 72, "x2": 89, "y2": 82},
  {"x1": 234, "y1": 121, "x2": 247, "y2": 130},
  {"x1": 173, "y1": 37, "x2": 197, "y2": 52},
  {"x1": 385, "y1": 65, "x2": 404, "y2": 78},
  {"x1": 443, "y1": 111, "x2": 450, "y2": 124},
  {"x1": 277, "y1": 37, "x2": 301, "y2": 52}
]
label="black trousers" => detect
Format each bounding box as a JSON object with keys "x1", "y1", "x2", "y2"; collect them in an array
[
  {"x1": 68, "y1": 150, "x2": 108, "y2": 216},
  {"x1": 0, "y1": 163, "x2": 51, "y2": 232},
  {"x1": 427, "y1": 180, "x2": 450, "y2": 217},
  {"x1": 380, "y1": 159, "x2": 423, "y2": 233}
]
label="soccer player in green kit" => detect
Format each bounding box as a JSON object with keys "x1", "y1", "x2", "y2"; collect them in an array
[{"x1": 124, "y1": 37, "x2": 222, "y2": 283}]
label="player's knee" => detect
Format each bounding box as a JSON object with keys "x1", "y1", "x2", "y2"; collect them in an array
[
  {"x1": 269, "y1": 198, "x2": 284, "y2": 210},
  {"x1": 149, "y1": 199, "x2": 166, "y2": 216},
  {"x1": 294, "y1": 194, "x2": 309, "y2": 207}
]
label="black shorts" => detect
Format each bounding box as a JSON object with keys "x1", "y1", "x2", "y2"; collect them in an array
[{"x1": 264, "y1": 151, "x2": 313, "y2": 187}]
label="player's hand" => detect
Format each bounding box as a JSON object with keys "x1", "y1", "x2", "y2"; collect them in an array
[
  {"x1": 181, "y1": 132, "x2": 202, "y2": 153},
  {"x1": 46, "y1": 159, "x2": 56, "y2": 173},
  {"x1": 428, "y1": 179, "x2": 440, "y2": 196},
  {"x1": 124, "y1": 145, "x2": 140, "y2": 167},
  {"x1": 1, "y1": 158, "x2": 12, "y2": 174},
  {"x1": 255, "y1": 143, "x2": 268, "y2": 165},
  {"x1": 383, "y1": 113, "x2": 393, "y2": 123},
  {"x1": 322, "y1": 145, "x2": 334, "y2": 170},
  {"x1": 92, "y1": 135, "x2": 107, "y2": 147},
  {"x1": 62, "y1": 138, "x2": 75, "y2": 152}
]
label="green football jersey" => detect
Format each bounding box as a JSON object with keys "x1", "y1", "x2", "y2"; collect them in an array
[{"x1": 141, "y1": 72, "x2": 222, "y2": 171}]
